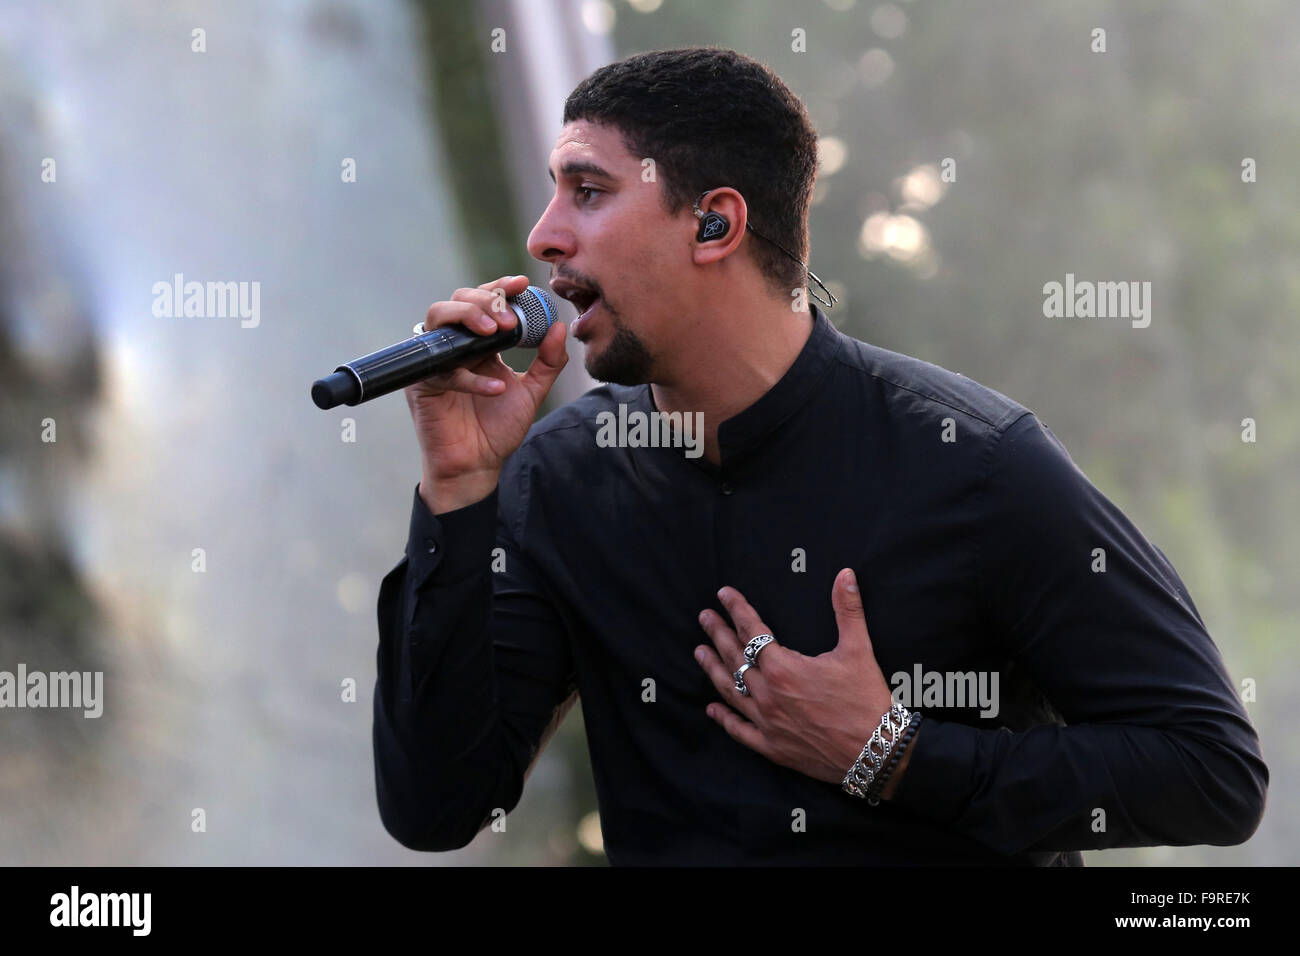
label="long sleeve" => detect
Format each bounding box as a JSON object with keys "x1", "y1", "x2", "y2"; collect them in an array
[
  {"x1": 372, "y1": 481, "x2": 577, "y2": 852},
  {"x1": 891, "y1": 412, "x2": 1268, "y2": 855}
]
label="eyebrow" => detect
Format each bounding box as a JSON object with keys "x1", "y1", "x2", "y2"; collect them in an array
[{"x1": 548, "y1": 160, "x2": 616, "y2": 184}]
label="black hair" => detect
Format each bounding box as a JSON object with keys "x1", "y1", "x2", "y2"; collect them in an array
[{"x1": 563, "y1": 47, "x2": 819, "y2": 298}]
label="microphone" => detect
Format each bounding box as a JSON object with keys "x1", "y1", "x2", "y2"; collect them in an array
[{"x1": 311, "y1": 285, "x2": 558, "y2": 410}]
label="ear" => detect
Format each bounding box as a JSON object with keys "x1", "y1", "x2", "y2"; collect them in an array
[{"x1": 690, "y1": 187, "x2": 748, "y2": 266}]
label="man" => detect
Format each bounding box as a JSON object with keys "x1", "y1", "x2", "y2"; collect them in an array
[{"x1": 372, "y1": 47, "x2": 1267, "y2": 865}]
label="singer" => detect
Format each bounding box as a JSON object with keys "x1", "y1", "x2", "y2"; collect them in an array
[{"x1": 372, "y1": 48, "x2": 1267, "y2": 865}]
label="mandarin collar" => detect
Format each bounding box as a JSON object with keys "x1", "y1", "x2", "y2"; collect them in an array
[{"x1": 638, "y1": 303, "x2": 843, "y2": 472}]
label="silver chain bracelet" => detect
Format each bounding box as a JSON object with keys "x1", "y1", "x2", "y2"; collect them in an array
[{"x1": 842, "y1": 701, "x2": 910, "y2": 801}]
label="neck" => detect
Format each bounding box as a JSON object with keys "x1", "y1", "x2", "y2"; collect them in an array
[{"x1": 651, "y1": 293, "x2": 815, "y2": 466}]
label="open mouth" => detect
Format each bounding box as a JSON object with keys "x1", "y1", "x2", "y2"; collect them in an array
[
  {"x1": 550, "y1": 279, "x2": 603, "y2": 335},
  {"x1": 569, "y1": 289, "x2": 600, "y2": 318}
]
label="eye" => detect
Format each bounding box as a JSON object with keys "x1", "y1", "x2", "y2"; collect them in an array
[{"x1": 576, "y1": 185, "x2": 603, "y2": 204}]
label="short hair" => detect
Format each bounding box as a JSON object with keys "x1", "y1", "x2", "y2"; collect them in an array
[{"x1": 563, "y1": 47, "x2": 819, "y2": 298}]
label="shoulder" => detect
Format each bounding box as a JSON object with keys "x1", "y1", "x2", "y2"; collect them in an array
[
  {"x1": 831, "y1": 331, "x2": 1032, "y2": 438},
  {"x1": 829, "y1": 332, "x2": 1099, "y2": 524}
]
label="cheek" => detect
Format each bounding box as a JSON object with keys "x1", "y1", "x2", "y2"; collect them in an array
[
  {"x1": 595, "y1": 205, "x2": 676, "y2": 308},
  {"x1": 607, "y1": 239, "x2": 669, "y2": 299}
]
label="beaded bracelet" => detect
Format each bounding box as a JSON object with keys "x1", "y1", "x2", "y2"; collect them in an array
[{"x1": 865, "y1": 711, "x2": 922, "y2": 805}]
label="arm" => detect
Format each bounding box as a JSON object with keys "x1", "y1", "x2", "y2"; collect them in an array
[
  {"x1": 372, "y1": 480, "x2": 577, "y2": 852},
  {"x1": 889, "y1": 412, "x2": 1268, "y2": 854}
]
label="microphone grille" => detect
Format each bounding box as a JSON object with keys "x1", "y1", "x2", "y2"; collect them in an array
[{"x1": 511, "y1": 286, "x2": 558, "y2": 347}]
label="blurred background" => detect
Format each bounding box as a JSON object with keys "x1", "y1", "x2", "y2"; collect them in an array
[{"x1": 0, "y1": 0, "x2": 1294, "y2": 865}]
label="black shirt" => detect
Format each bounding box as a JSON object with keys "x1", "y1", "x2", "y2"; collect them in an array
[{"x1": 372, "y1": 304, "x2": 1267, "y2": 865}]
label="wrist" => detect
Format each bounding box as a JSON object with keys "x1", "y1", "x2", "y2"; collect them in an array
[
  {"x1": 877, "y1": 721, "x2": 920, "y2": 801},
  {"x1": 841, "y1": 705, "x2": 921, "y2": 804},
  {"x1": 419, "y1": 468, "x2": 500, "y2": 515}
]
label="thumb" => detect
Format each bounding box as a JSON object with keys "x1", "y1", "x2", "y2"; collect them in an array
[
  {"x1": 518, "y1": 320, "x2": 568, "y2": 408},
  {"x1": 831, "y1": 567, "x2": 871, "y2": 654}
]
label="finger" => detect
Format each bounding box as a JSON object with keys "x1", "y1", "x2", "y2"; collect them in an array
[
  {"x1": 716, "y1": 587, "x2": 773, "y2": 661},
  {"x1": 695, "y1": 625, "x2": 764, "y2": 715},
  {"x1": 476, "y1": 274, "x2": 531, "y2": 295},
  {"x1": 516, "y1": 320, "x2": 568, "y2": 409},
  {"x1": 415, "y1": 364, "x2": 507, "y2": 397},
  {"x1": 706, "y1": 701, "x2": 769, "y2": 758},
  {"x1": 423, "y1": 299, "x2": 507, "y2": 336},
  {"x1": 456, "y1": 278, "x2": 528, "y2": 327},
  {"x1": 830, "y1": 567, "x2": 873, "y2": 658},
  {"x1": 695, "y1": 647, "x2": 764, "y2": 721},
  {"x1": 479, "y1": 274, "x2": 531, "y2": 329},
  {"x1": 481, "y1": 352, "x2": 519, "y2": 385},
  {"x1": 449, "y1": 286, "x2": 517, "y2": 331},
  {"x1": 698, "y1": 604, "x2": 743, "y2": 668}
]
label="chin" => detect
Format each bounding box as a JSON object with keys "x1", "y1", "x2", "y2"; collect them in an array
[
  {"x1": 585, "y1": 358, "x2": 645, "y2": 387},
  {"x1": 584, "y1": 355, "x2": 650, "y2": 387},
  {"x1": 583, "y1": 324, "x2": 655, "y2": 386}
]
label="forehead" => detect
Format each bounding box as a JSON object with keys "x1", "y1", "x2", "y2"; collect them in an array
[{"x1": 547, "y1": 121, "x2": 633, "y2": 175}]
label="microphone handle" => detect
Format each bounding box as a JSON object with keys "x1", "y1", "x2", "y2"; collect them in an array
[{"x1": 313, "y1": 321, "x2": 522, "y2": 409}]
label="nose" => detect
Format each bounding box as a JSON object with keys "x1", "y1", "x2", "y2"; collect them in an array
[{"x1": 526, "y1": 194, "x2": 575, "y2": 264}]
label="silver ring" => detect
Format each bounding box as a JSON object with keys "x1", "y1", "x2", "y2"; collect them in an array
[
  {"x1": 733, "y1": 662, "x2": 753, "y2": 696},
  {"x1": 412, "y1": 322, "x2": 426, "y2": 335},
  {"x1": 743, "y1": 633, "x2": 775, "y2": 666}
]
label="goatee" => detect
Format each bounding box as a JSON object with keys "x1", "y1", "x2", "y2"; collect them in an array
[{"x1": 586, "y1": 321, "x2": 654, "y2": 385}]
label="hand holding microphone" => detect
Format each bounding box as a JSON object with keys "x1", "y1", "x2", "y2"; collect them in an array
[
  {"x1": 311, "y1": 277, "x2": 560, "y2": 409},
  {"x1": 313, "y1": 275, "x2": 568, "y2": 514}
]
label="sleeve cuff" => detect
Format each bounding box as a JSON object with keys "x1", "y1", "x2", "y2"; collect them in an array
[
  {"x1": 889, "y1": 716, "x2": 982, "y2": 824},
  {"x1": 404, "y1": 482, "x2": 501, "y2": 588}
]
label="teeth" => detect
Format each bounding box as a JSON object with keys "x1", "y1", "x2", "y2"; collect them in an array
[{"x1": 553, "y1": 283, "x2": 597, "y2": 312}]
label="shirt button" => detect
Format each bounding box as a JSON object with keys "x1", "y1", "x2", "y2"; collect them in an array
[
  {"x1": 425, "y1": 537, "x2": 438, "y2": 554},
  {"x1": 720, "y1": 482, "x2": 734, "y2": 495}
]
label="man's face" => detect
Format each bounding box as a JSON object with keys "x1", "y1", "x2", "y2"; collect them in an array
[{"x1": 528, "y1": 121, "x2": 685, "y2": 385}]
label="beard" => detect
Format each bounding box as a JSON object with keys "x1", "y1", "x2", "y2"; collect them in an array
[{"x1": 584, "y1": 308, "x2": 654, "y2": 386}]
